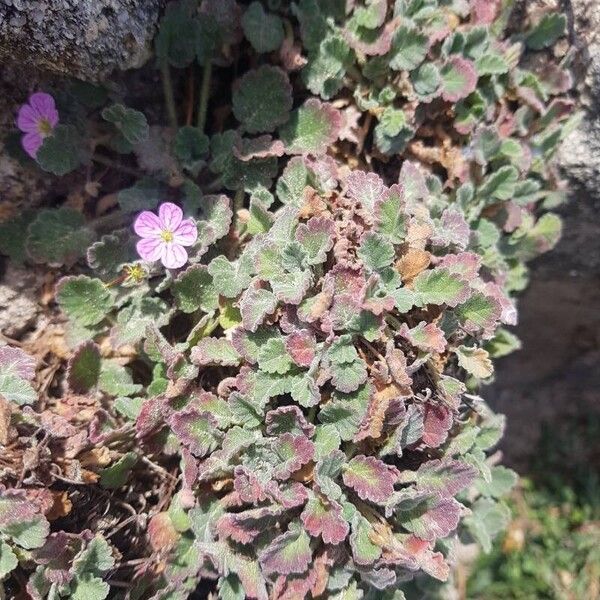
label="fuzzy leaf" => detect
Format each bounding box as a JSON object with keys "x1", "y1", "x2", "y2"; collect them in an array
[
  {"x1": 526, "y1": 13, "x2": 566, "y2": 50},
  {"x1": 279, "y1": 98, "x2": 342, "y2": 155},
  {"x1": 270, "y1": 270, "x2": 312, "y2": 305},
  {"x1": 37, "y1": 124, "x2": 85, "y2": 175},
  {"x1": 401, "y1": 495, "x2": 462, "y2": 541},
  {"x1": 412, "y1": 268, "x2": 470, "y2": 308},
  {"x1": 67, "y1": 341, "x2": 101, "y2": 393},
  {"x1": 479, "y1": 165, "x2": 518, "y2": 201},
  {"x1": 295, "y1": 216, "x2": 335, "y2": 264},
  {"x1": 259, "y1": 525, "x2": 312, "y2": 575},
  {"x1": 172, "y1": 265, "x2": 219, "y2": 314},
  {"x1": 389, "y1": 25, "x2": 428, "y2": 71},
  {"x1": 454, "y1": 292, "x2": 501, "y2": 336},
  {"x1": 242, "y1": 1, "x2": 284, "y2": 53},
  {"x1": 400, "y1": 321, "x2": 447, "y2": 354},
  {"x1": 102, "y1": 104, "x2": 149, "y2": 145},
  {"x1": 375, "y1": 185, "x2": 407, "y2": 243},
  {"x1": 358, "y1": 232, "x2": 395, "y2": 271},
  {"x1": 0, "y1": 346, "x2": 36, "y2": 381},
  {"x1": 301, "y1": 494, "x2": 349, "y2": 544},
  {"x1": 0, "y1": 540, "x2": 17, "y2": 579},
  {"x1": 208, "y1": 255, "x2": 254, "y2": 298},
  {"x1": 273, "y1": 433, "x2": 315, "y2": 480},
  {"x1": 98, "y1": 361, "x2": 142, "y2": 397},
  {"x1": 86, "y1": 230, "x2": 137, "y2": 277},
  {"x1": 266, "y1": 405, "x2": 315, "y2": 438},
  {"x1": 99, "y1": 452, "x2": 138, "y2": 489},
  {"x1": 440, "y1": 57, "x2": 478, "y2": 102},
  {"x1": 155, "y1": 0, "x2": 200, "y2": 67},
  {"x1": 464, "y1": 498, "x2": 511, "y2": 553},
  {"x1": 240, "y1": 287, "x2": 278, "y2": 332},
  {"x1": 416, "y1": 459, "x2": 477, "y2": 498},
  {"x1": 174, "y1": 126, "x2": 209, "y2": 173},
  {"x1": 257, "y1": 337, "x2": 293, "y2": 374},
  {"x1": 0, "y1": 371, "x2": 36, "y2": 405},
  {"x1": 233, "y1": 66, "x2": 292, "y2": 133},
  {"x1": 56, "y1": 276, "x2": 114, "y2": 327},
  {"x1": 285, "y1": 330, "x2": 317, "y2": 367},
  {"x1": 303, "y1": 34, "x2": 353, "y2": 99},
  {"x1": 170, "y1": 408, "x2": 222, "y2": 457},
  {"x1": 191, "y1": 337, "x2": 241, "y2": 367},
  {"x1": 343, "y1": 455, "x2": 397, "y2": 504},
  {"x1": 455, "y1": 345, "x2": 494, "y2": 378},
  {"x1": 27, "y1": 208, "x2": 94, "y2": 266}
]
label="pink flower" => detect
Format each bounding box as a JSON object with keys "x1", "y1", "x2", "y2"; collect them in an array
[
  {"x1": 134, "y1": 203, "x2": 198, "y2": 269},
  {"x1": 16, "y1": 92, "x2": 59, "y2": 158}
]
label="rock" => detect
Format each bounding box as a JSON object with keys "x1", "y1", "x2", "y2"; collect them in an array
[
  {"x1": 0, "y1": 0, "x2": 165, "y2": 81},
  {"x1": 557, "y1": 0, "x2": 600, "y2": 199},
  {"x1": 0, "y1": 265, "x2": 40, "y2": 339}
]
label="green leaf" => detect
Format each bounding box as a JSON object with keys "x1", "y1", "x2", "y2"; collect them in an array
[
  {"x1": 455, "y1": 345, "x2": 494, "y2": 379},
  {"x1": 117, "y1": 178, "x2": 162, "y2": 214},
  {"x1": 478, "y1": 165, "x2": 518, "y2": 201},
  {"x1": 464, "y1": 498, "x2": 511, "y2": 553},
  {"x1": 412, "y1": 268, "x2": 470, "y2": 308},
  {"x1": 526, "y1": 13, "x2": 566, "y2": 50},
  {"x1": 27, "y1": 207, "x2": 95, "y2": 266},
  {"x1": 37, "y1": 124, "x2": 85, "y2": 175},
  {"x1": 303, "y1": 34, "x2": 353, "y2": 100},
  {"x1": 87, "y1": 230, "x2": 137, "y2": 277},
  {"x1": 102, "y1": 104, "x2": 149, "y2": 145},
  {"x1": 172, "y1": 265, "x2": 219, "y2": 314},
  {"x1": 99, "y1": 452, "x2": 138, "y2": 489},
  {"x1": 70, "y1": 575, "x2": 110, "y2": 600},
  {"x1": 389, "y1": 25, "x2": 428, "y2": 71},
  {"x1": 0, "y1": 213, "x2": 30, "y2": 263},
  {"x1": 112, "y1": 296, "x2": 170, "y2": 347},
  {"x1": 174, "y1": 126, "x2": 209, "y2": 173},
  {"x1": 191, "y1": 337, "x2": 241, "y2": 367},
  {"x1": 67, "y1": 341, "x2": 101, "y2": 393},
  {"x1": 155, "y1": 0, "x2": 200, "y2": 68},
  {"x1": 73, "y1": 534, "x2": 115, "y2": 576},
  {"x1": 56, "y1": 276, "x2": 114, "y2": 327},
  {"x1": 279, "y1": 98, "x2": 341, "y2": 155},
  {"x1": 440, "y1": 57, "x2": 478, "y2": 102},
  {"x1": 0, "y1": 371, "x2": 36, "y2": 405},
  {"x1": 475, "y1": 52, "x2": 509, "y2": 76},
  {"x1": 232, "y1": 66, "x2": 293, "y2": 133},
  {"x1": 208, "y1": 255, "x2": 254, "y2": 298},
  {"x1": 98, "y1": 360, "x2": 142, "y2": 397},
  {"x1": 257, "y1": 337, "x2": 293, "y2": 374},
  {"x1": 374, "y1": 107, "x2": 415, "y2": 155},
  {"x1": 240, "y1": 287, "x2": 278, "y2": 332},
  {"x1": 358, "y1": 232, "x2": 395, "y2": 271},
  {"x1": 411, "y1": 63, "x2": 441, "y2": 99},
  {"x1": 242, "y1": 1, "x2": 284, "y2": 53},
  {"x1": 0, "y1": 540, "x2": 18, "y2": 579},
  {"x1": 2, "y1": 515, "x2": 49, "y2": 550}
]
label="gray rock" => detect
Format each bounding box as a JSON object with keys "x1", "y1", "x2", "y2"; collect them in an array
[
  {"x1": 0, "y1": 0, "x2": 165, "y2": 81},
  {"x1": 0, "y1": 265, "x2": 39, "y2": 338},
  {"x1": 557, "y1": 0, "x2": 600, "y2": 199}
]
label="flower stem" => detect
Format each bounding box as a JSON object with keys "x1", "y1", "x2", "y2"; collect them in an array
[
  {"x1": 197, "y1": 61, "x2": 213, "y2": 132},
  {"x1": 160, "y1": 60, "x2": 178, "y2": 129}
]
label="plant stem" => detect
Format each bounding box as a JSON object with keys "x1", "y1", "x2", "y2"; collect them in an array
[
  {"x1": 197, "y1": 61, "x2": 213, "y2": 132},
  {"x1": 92, "y1": 154, "x2": 142, "y2": 177},
  {"x1": 160, "y1": 60, "x2": 178, "y2": 129}
]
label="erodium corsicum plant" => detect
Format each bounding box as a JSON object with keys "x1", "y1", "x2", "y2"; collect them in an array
[{"x1": 0, "y1": 1, "x2": 578, "y2": 599}]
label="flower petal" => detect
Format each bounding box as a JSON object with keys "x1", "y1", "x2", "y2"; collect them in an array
[
  {"x1": 161, "y1": 243, "x2": 188, "y2": 269},
  {"x1": 173, "y1": 218, "x2": 198, "y2": 246},
  {"x1": 29, "y1": 93, "x2": 56, "y2": 114},
  {"x1": 136, "y1": 237, "x2": 164, "y2": 262},
  {"x1": 22, "y1": 132, "x2": 43, "y2": 158},
  {"x1": 134, "y1": 211, "x2": 162, "y2": 238},
  {"x1": 158, "y1": 202, "x2": 183, "y2": 231},
  {"x1": 17, "y1": 105, "x2": 39, "y2": 133}
]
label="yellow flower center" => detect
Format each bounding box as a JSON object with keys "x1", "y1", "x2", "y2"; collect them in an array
[
  {"x1": 37, "y1": 118, "x2": 52, "y2": 136},
  {"x1": 160, "y1": 230, "x2": 174, "y2": 243},
  {"x1": 124, "y1": 263, "x2": 146, "y2": 283}
]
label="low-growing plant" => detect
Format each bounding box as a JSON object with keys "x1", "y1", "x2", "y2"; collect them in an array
[{"x1": 0, "y1": 1, "x2": 578, "y2": 598}]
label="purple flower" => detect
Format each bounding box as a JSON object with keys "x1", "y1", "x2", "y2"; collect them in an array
[
  {"x1": 134, "y1": 202, "x2": 198, "y2": 269},
  {"x1": 16, "y1": 92, "x2": 59, "y2": 158}
]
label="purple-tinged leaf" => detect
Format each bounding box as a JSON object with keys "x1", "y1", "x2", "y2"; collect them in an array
[
  {"x1": 233, "y1": 135, "x2": 286, "y2": 161},
  {"x1": 454, "y1": 292, "x2": 502, "y2": 338},
  {"x1": 471, "y1": 0, "x2": 501, "y2": 24},
  {"x1": 402, "y1": 496, "x2": 463, "y2": 541},
  {"x1": 169, "y1": 408, "x2": 222, "y2": 457},
  {"x1": 259, "y1": 525, "x2": 312, "y2": 576},
  {"x1": 295, "y1": 216, "x2": 335, "y2": 265},
  {"x1": 266, "y1": 405, "x2": 315, "y2": 438},
  {"x1": 436, "y1": 252, "x2": 481, "y2": 280},
  {"x1": 279, "y1": 98, "x2": 342, "y2": 155},
  {"x1": 440, "y1": 57, "x2": 478, "y2": 102},
  {"x1": 231, "y1": 326, "x2": 279, "y2": 364},
  {"x1": 342, "y1": 455, "x2": 398, "y2": 504},
  {"x1": 399, "y1": 161, "x2": 428, "y2": 204},
  {"x1": 331, "y1": 358, "x2": 368, "y2": 394},
  {"x1": 300, "y1": 493, "x2": 349, "y2": 545},
  {"x1": 194, "y1": 390, "x2": 233, "y2": 429},
  {"x1": 431, "y1": 208, "x2": 470, "y2": 250},
  {"x1": 346, "y1": 170, "x2": 386, "y2": 212},
  {"x1": 191, "y1": 337, "x2": 241, "y2": 366},
  {"x1": 267, "y1": 480, "x2": 309, "y2": 509},
  {"x1": 350, "y1": 513, "x2": 382, "y2": 565},
  {"x1": 66, "y1": 341, "x2": 101, "y2": 394},
  {"x1": 422, "y1": 404, "x2": 453, "y2": 448},
  {"x1": 455, "y1": 345, "x2": 494, "y2": 379},
  {"x1": 273, "y1": 433, "x2": 315, "y2": 480},
  {"x1": 285, "y1": 330, "x2": 317, "y2": 367},
  {"x1": 399, "y1": 321, "x2": 447, "y2": 354},
  {"x1": 239, "y1": 286, "x2": 278, "y2": 333},
  {"x1": 0, "y1": 345, "x2": 36, "y2": 381},
  {"x1": 374, "y1": 184, "x2": 407, "y2": 243},
  {"x1": 290, "y1": 372, "x2": 321, "y2": 408},
  {"x1": 416, "y1": 458, "x2": 478, "y2": 498},
  {"x1": 234, "y1": 466, "x2": 269, "y2": 504},
  {"x1": 270, "y1": 269, "x2": 313, "y2": 305}
]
